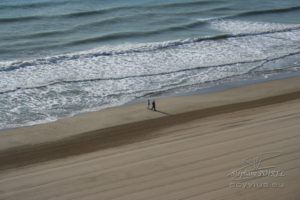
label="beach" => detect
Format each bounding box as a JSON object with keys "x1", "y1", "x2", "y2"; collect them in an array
[
  {"x1": 1, "y1": 0, "x2": 300, "y2": 199},
  {"x1": 1, "y1": 0, "x2": 300, "y2": 131},
  {"x1": 0, "y1": 76, "x2": 300, "y2": 199}
]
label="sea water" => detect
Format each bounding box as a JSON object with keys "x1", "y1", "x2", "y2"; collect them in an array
[{"x1": 0, "y1": 0, "x2": 300, "y2": 129}]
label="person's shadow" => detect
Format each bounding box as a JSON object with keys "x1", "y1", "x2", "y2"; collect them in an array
[{"x1": 150, "y1": 109, "x2": 170, "y2": 116}]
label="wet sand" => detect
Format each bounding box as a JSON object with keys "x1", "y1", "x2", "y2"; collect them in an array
[{"x1": 0, "y1": 76, "x2": 300, "y2": 199}]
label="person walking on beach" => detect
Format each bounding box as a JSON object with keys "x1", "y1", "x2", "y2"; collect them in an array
[
  {"x1": 147, "y1": 99, "x2": 151, "y2": 109},
  {"x1": 151, "y1": 100, "x2": 156, "y2": 111}
]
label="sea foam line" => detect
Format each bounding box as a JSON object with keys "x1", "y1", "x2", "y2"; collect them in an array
[
  {"x1": 1, "y1": 23, "x2": 300, "y2": 72},
  {"x1": 1, "y1": 50, "x2": 300, "y2": 95}
]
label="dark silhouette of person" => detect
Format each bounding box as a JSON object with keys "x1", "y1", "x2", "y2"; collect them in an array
[
  {"x1": 152, "y1": 100, "x2": 156, "y2": 111},
  {"x1": 147, "y1": 99, "x2": 151, "y2": 109}
]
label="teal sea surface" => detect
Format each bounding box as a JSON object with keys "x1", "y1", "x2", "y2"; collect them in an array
[{"x1": 1, "y1": 0, "x2": 300, "y2": 129}]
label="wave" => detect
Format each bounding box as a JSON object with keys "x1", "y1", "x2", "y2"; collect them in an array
[
  {"x1": 60, "y1": 6, "x2": 133, "y2": 19},
  {"x1": 62, "y1": 0, "x2": 223, "y2": 18},
  {"x1": 1, "y1": 30, "x2": 66, "y2": 42},
  {"x1": 67, "y1": 22, "x2": 207, "y2": 46},
  {"x1": 233, "y1": 6, "x2": 300, "y2": 18},
  {"x1": 1, "y1": 23, "x2": 300, "y2": 72},
  {"x1": 0, "y1": 59, "x2": 265, "y2": 95},
  {"x1": 0, "y1": 20, "x2": 208, "y2": 50},
  {"x1": 5, "y1": 4, "x2": 299, "y2": 42},
  {"x1": 0, "y1": 15, "x2": 47, "y2": 23},
  {"x1": 0, "y1": 5, "x2": 119, "y2": 23},
  {"x1": 0, "y1": 16, "x2": 129, "y2": 40},
  {"x1": 62, "y1": 21, "x2": 300, "y2": 47},
  {"x1": 1, "y1": 50, "x2": 300, "y2": 95},
  {"x1": 146, "y1": 0, "x2": 223, "y2": 9},
  {"x1": 0, "y1": 1, "x2": 67, "y2": 10},
  {"x1": 0, "y1": 11, "x2": 214, "y2": 41},
  {"x1": 2, "y1": 1, "x2": 299, "y2": 26},
  {"x1": 0, "y1": 0, "x2": 223, "y2": 24}
]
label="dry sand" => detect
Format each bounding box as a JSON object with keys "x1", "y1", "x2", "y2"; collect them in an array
[{"x1": 0, "y1": 76, "x2": 300, "y2": 199}]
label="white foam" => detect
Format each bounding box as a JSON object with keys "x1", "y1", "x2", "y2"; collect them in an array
[
  {"x1": 210, "y1": 20, "x2": 300, "y2": 34},
  {"x1": 1, "y1": 20, "x2": 300, "y2": 129}
]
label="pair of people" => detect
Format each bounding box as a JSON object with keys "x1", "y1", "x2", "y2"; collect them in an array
[{"x1": 148, "y1": 99, "x2": 156, "y2": 111}]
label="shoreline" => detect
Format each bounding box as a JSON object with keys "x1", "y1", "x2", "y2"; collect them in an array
[
  {"x1": 0, "y1": 75, "x2": 300, "y2": 199},
  {"x1": 1, "y1": 90, "x2": 300, "y2": 171},
  {"x1": 2, "y1": 71, "x2": 300, "y2": 132},
  {"x1": 0, "y1": 76, "x2": 300, "y2": 169},
  {"x1": 127, "y1": 70, "x2": 300, "y2": 105},
  {"x1": 1, "y1": 75, "x2": 300, "y2": 149}
]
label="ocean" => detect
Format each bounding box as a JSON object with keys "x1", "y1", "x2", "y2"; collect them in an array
[{"x1": 0, "y1": 0, "x2": 300, "y2": 130}]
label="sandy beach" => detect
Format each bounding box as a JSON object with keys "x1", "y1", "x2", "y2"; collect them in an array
[{"x1": 0, "y1": 76, "x2": 300, "y2": 200}]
